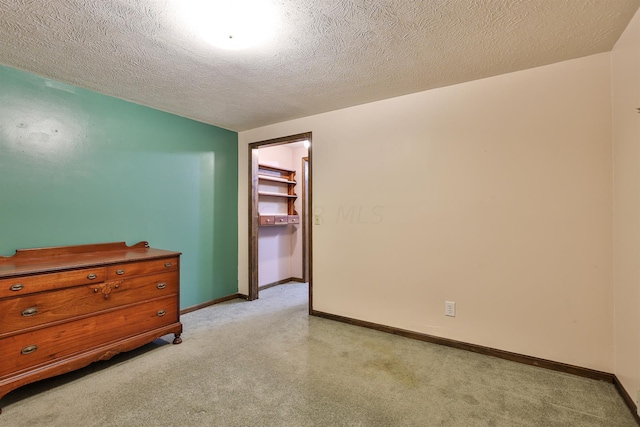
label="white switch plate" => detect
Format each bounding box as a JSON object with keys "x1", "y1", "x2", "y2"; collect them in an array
[{"x1": 445, "y1": 301, "x2": 456, "y2": 317}]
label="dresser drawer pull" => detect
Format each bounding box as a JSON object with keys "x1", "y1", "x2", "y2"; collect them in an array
[
  {"x1": 21, "y1": 307, "x2": 39, "y2": 317},
  {"x1": 21, "y1": 345, "x2": 38, "y2": 355},
  {"x1": 156, "y1": 282, "x2": 167, "y2": 290},
  {"x1": 164, "y1": 262, "x2": 172, "y2": 268},
  {"x1": 116, "y1": 269, "x2": 125, "y2": 275},
  {"x1": 157, "y1": 309, "x2": 166, "y2": 317},
  {"x1": 10, "y1": 283, "x2": 24, "y2": 291},
  {"x1": 87, "y1": 273, "x2": 98, "y2": 280}
]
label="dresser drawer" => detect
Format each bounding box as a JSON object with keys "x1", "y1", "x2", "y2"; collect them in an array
[
  {"x1": 273, "y1": 214, "x2": 289, "y2": 225},
  {"x1": 259, "y1": 215, "x2": 275, "y2": 226},
  {"x1": 0, "y1": 267, "x2": 107, "y2": 298},
  {"x1": 107, "y1": 257, "x2": 178, "y2": 279},
  {"x1": 0, "y1": 271, "x2": 178, "y2": 336},
  {"x1": 0, "y1": 296, "x2": 178, "y2": 378}
]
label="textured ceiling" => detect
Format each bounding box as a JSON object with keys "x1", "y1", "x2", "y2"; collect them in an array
[{"x1": 0, "y1": 0, "x2": 639, "y2": 131}]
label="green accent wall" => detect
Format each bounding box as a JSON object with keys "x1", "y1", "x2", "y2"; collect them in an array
[{"x1": 0, "y1": 65, "x2": 238, "y2": 309}]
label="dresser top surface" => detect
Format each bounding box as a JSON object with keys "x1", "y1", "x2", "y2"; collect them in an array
[{"x1": 0, "y1": 241, "x2": 180, "y2": 278}]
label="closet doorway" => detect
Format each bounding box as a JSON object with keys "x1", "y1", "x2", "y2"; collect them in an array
[{"x1": 248, "y1": 132, "x2": 312, "y2": 313}]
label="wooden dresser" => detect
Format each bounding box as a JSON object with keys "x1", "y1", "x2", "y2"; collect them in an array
[{"x1": 0, "y1": 241, "x2": 182, "y2": 413}]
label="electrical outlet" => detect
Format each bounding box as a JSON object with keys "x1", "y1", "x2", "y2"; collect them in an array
[{"x1": 445, "y1": 301, "x2": 456, "y2": 317}]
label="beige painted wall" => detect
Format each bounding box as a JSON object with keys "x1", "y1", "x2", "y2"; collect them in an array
[
  {"x1": 613, "y1": 8, "x2": 640, "y2": 402},
  {"x1": 239, "y1": 53, "x2": 613, "y2": 371},
  {"x1": 291, "y1": 146, "x2": 308, "y2": 280}
]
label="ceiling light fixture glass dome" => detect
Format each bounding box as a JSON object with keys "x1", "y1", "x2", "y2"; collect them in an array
[{"x1": 181, "y1": 0, "x2": 279, "y2": 50}]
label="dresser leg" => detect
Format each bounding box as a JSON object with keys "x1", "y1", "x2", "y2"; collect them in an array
[{"x1": 172, "y1": 334, "x2": 182, "y2": 344}]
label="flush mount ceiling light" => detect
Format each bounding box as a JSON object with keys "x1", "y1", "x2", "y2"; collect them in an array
[{"x1": 180, "y1": 0, "x2": 279, "y2": 50}]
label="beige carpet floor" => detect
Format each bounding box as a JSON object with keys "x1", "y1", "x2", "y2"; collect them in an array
[{"x1": 0, "y1": 282, "x2": 635, "y2": 426}]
